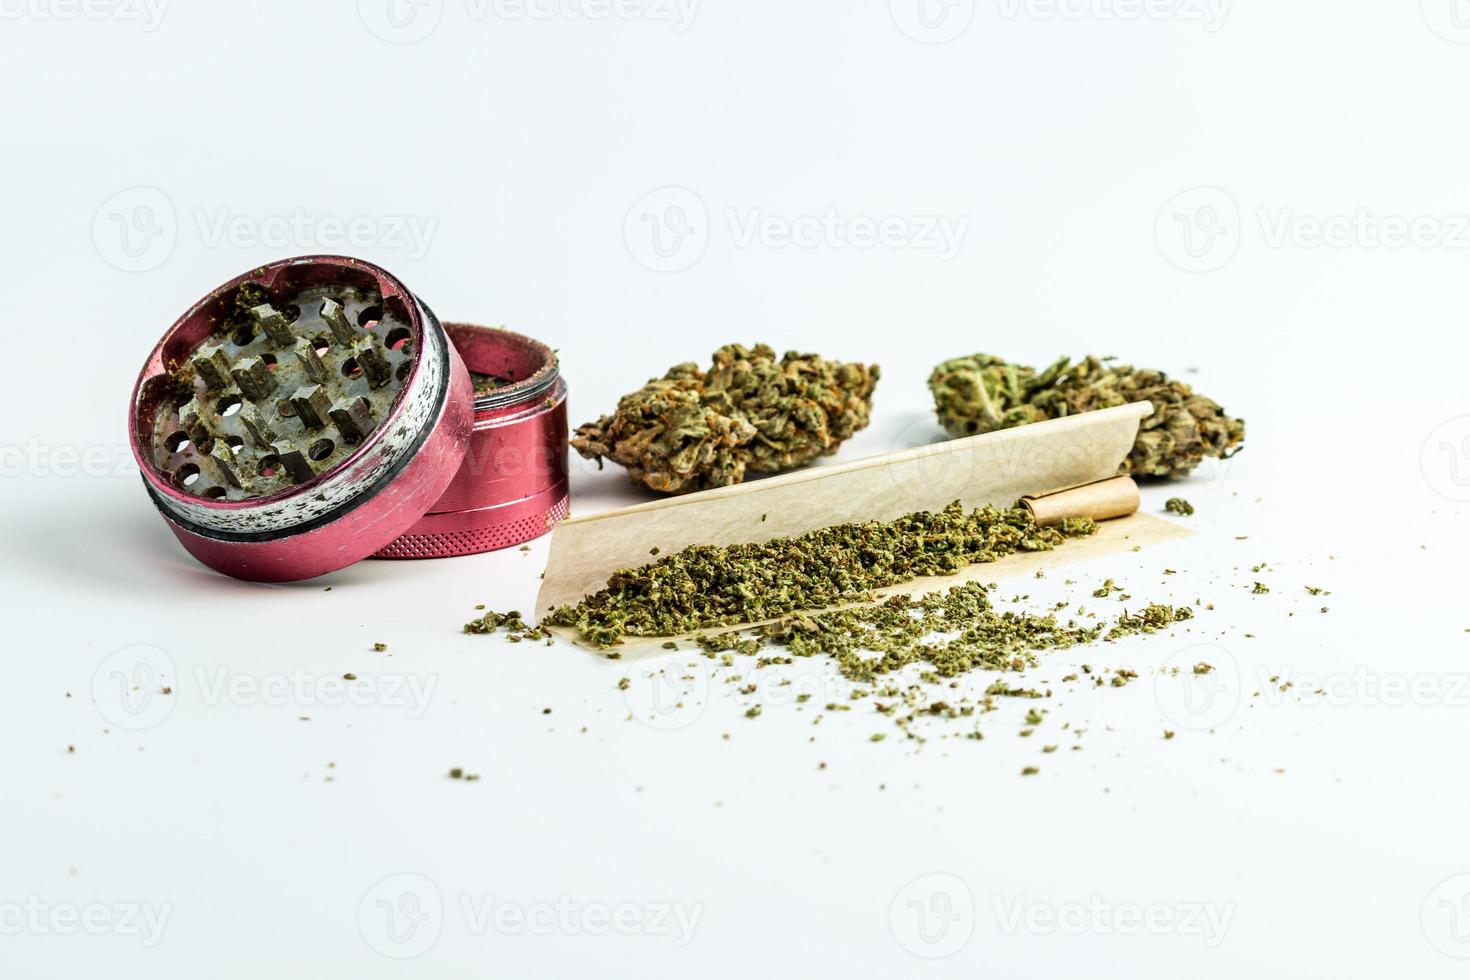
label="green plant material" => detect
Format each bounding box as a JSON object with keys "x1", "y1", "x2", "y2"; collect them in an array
[
  {"x1": 545, "y1": 502, "x2": 1096, "y2": 648},
  {"x1": 1107, "y1": 604, "x2": 1194, "y2": 639},
  {"x1": 928, "y1": 354, "x2": 1245, "y2": 479},
  {"x1": 1165, "y1": 497, "x2": 1195, "y2": 516},
  {"x1": 571, "y1": 343, "x2": 880, "y2": 494},
  {"x1": 463, "y1": 609, "x2": 554, "y2": 644}
]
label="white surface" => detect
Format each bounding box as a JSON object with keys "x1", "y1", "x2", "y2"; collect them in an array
[{"x1": 2, "y1": 2, "x2": 1469, "y2": 977}]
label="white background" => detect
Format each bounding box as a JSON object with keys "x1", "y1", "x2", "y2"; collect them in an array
[{"x1": 3, "y1": 1, "x2": 1470, "y2": 976}]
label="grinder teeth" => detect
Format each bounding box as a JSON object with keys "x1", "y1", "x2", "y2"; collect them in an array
[
  {"x1": 292, "y1": 337, "x2": 328, "y2": 382},
  {"x1": 192, "y1": 345, "x2": 234, "y2": 391},
  {"x1": 154, "y1": 281, "x2": 417, "y2": 503},
  {"x1": 240, "y1": 408, "x2": 276, "y2": 450},
  {"x1": 251, "y1": 303, "x2": 297, "y2": 346},
  {"x1": 203, "y1": 442, "x2": 243, "y2": 489},
  {"x1": 329, "y1": 396, "x2": 375, "y2": 444},
  {"x1": 320, "y1": 298, "x2": 356, "y2": 346},
  {"x1": 289, "y1": 384, "x2": 333, "y2": 430},
  {"x1": 352, "y1": 336, "x2": 393, "y2": 387},
  {"x1": 268, "y1": 440, "x2": 316, "y2": 484},
  {"x1": 231, "y1": 356, "x2": 276, "y2": 401}
]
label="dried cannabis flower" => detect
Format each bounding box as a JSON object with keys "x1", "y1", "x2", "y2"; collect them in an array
[
  {"x1": 572, "y1": 343, "x2": 880, "y2": 494},
  {"x1": 928, "y1": 354, "x2": 1245, "y2": 479},
  {"x1": 545, "y1": 502, "x2": 1097, "y2": 648}
]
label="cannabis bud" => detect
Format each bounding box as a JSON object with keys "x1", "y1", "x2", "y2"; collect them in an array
[
  {"x1": 928, "y1": 354, "x2": 1244, "y2": 479},
  {"x1": 572, "y1": 344, "x2": 880, "y2": 494}
]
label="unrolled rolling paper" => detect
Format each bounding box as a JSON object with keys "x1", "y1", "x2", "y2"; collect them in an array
[{"x1": 536, "y1": 401, "x2": 1185, "y2": 621}]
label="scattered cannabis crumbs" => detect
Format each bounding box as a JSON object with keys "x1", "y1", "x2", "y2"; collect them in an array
[
  {"x1": 545, "y1": 502, "x2": 1098, "y2": 648},
  {"x1": 1165, "y1": 497, "x2": 1194, "y2": 516},
  {"x1": 463, "y1": 609, "x2": 555, "y2": 644}
]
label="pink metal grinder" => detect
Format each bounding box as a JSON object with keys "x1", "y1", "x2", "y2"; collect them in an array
[
  {"x1": 376, "y1": 323, "x2": 569, "y2": 559},
  {"x1": 129, "y1": 256, "x2": 473, "y2": 581}
]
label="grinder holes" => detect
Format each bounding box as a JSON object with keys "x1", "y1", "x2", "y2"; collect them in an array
[
  {"x1": 277, "y1": 399, "x2": 297, "y2": 419},
  {"x1": 232, "y1": 325, "x2": 255, "y2": 347},
  {"x1": 164, "y1": 431, "x2": 190, "y2": 454},
  {"x1": 357, "y1": 305, "x2": 383, "y2": 330},
  {"x1": 200, "y1": 486, "x2": 227, "y2": 499},
  {"x1": 341, "y1": 358, "x2": 363, "y2": 380},
  {"x1": 218, "y1": 394, "x2": 243, "y2": 417},
  {"x1": 261, "y1": 353, "x2": 278, "y2": 372},
  {"x1": 308, "y1": 438, "x2": 335, "y2": 462},
  {"x1": 224, "y1": 435, "x2": 244, "y2": 455},
  {"x1": 385, "y1": 327, "x2": 412, "y2": 351},
  {"x1": 258, "y1": 455, "x2": 281, "y2": 479},
  {"x1": 173, "y1": 463, "x2": 201, "y2": 490}
]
